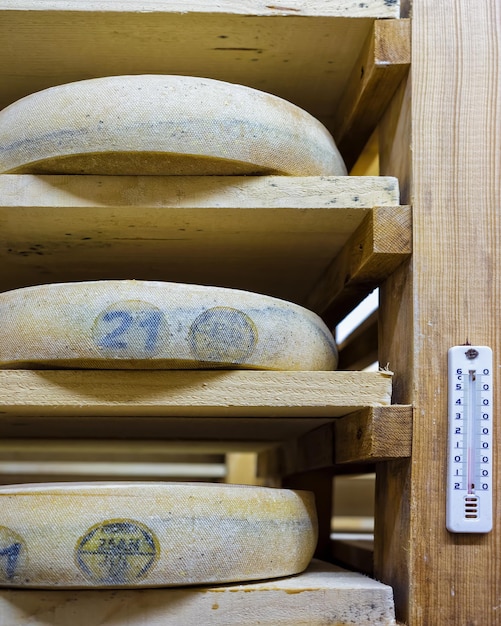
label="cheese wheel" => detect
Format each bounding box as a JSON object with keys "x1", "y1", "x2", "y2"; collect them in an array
[
  {"x1": 0, "y1": 280, "x2": 337, "y2": 370},
  {"x1": 0, "y1": 482, "x2": 317, "y2": 589},
  {"x1": 0, "y1": 75, "x2": 346, "y2": 176}
]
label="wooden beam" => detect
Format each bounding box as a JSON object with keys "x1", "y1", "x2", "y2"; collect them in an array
[
  {"x1": 305, "y1": 205, "x2": 411, "y2": 325},
  {"x1": 257, "y1": 405, "x2": 412, "y2": 478},
  {"x1": 335, "y1": 406, "x2": 412, "y2": 465},
  {"x1": 334, "y1": 18, "x2": 411, "y2": 170},
  {"x1": 377, "y1": 2, "x2": 501, "y2": 623}
]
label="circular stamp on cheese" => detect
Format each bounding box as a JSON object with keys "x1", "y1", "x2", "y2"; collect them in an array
[
  {"x1": 0, "y1": 526, "x2": 28, "y2": 584},
  {"x1": 0, "y1": 280, "x2": 338, "y2": 370},
  {"x1": 188, "y1": 307, "x2": 257, "y2": 364},
  {"x1": 75, "y1": 519, "x2": 159, "y2": 585},
  {"x1": 0, "y1": 482, "x2": 318, "y2": 588},
  {"x1": 92, "y1": 300, "x2": 168, "y2": 358},
  {"x1": 0, "y1": 74, "x2": 347, "y2": 176}
]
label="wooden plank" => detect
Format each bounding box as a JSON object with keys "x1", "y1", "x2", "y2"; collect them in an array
[
  {"x1": 378, "y1": 2, "x2": 501, "y2": 623},
  {"x1": 257, "y1": 405, "x2": 412, "y2": 477},
  {"x1": 305, "y1": 205, "x2": 411, "y2": 324},
  {"x1": 0, "y1": 560, "x2": 396, "y2": 626},
  {"x1": 0, "y1": 9, "x2": 397, "y2": 122},
  {"x1": 334, "y1": 19, "x2": 411, "y2": 170},
  {"x1": 373, "y1": 77, "x2": 413, "y2": 621},
  {"x1": 0, "y1": 175, "x2": 399, "y2": 302},
  {"x1": 0, "y1": 370, "x2": 392, "y2": 417},
  {"x1": 337, "y1": 310, "x2": 378, "y2": 371},
  {"x1": 335, "y1": 405, "x2": 412, "y2": 464}
]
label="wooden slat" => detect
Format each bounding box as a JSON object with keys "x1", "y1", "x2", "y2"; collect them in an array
[
  {"x1": 335, "y1": 405, "x2": 412, "y2": 464},
  {"x1": 257, "y1": 405, "x2": 412, "y2": 478},
  {"x1": 0, "y1": 370, "x2": 392, "y2": 417},
  {"x1": 375, "y1": 75, "x2": 413, "y2": 625},
  {"x1": 305, "y1": 205, "x2": 411, "y2": 324},
  {"x1": 0, "y1": 175, "x2": 399, "y2": 302},
  {"x1": 337, "y1": 310, "x2": 378, "y2": 371},
  {"x1": 334, "y1": 18, "x2": 411, "y2": 170},
  {"x1": 0, "y1": 560, "x2": 396, "y2": 626}
]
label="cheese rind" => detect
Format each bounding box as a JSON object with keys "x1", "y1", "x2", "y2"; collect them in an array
[
  {"x1": 0, "y1": 280, "x2": 338, "y2": 370},
  {"x1": 0, "y1": 75, "x2": 347, "y2": 176},
  {"x1": 0, "y1": 482, "x2": 318, "y2": 588}
]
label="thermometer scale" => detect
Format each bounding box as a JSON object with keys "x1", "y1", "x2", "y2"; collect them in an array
[{"x1": 447, "y1": 346, "x2": 493, "y2": 533}]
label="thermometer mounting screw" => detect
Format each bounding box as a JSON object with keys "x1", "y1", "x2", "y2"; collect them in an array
[{"x1": 465, "y1": 348, "x2": 479, "y2": 360}]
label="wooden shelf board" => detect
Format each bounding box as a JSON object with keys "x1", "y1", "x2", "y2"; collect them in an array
[
  {"x1": 0, "y1": 5, "x2": 400, "y2": 124},
  {"x1": 0, "y1": 369, "x2": 392, "y2": 417},
  {"x1": 0, "y1": 175, "x2": 401, "y2": 306},
  {"x1": 0, "y1": 560, "x2": 396, "y2": 626},
  {"x1": 0, "y1": 369, "x2": 392, "y2": 442}
]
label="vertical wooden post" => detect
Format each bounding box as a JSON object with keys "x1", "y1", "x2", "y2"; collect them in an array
[{"x1": 378, "y1": 1, "x2": 501, "y2": 623}]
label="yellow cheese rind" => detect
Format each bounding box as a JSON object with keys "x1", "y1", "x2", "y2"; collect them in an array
[
  {"x1": 0, "y1": 280, "x2": 338, "y2": 370},
  {"x1": 0, "y1": 75, "x2": 347, "y2": 176},
  {"x1": 0, "y1": 482, "x2": 318, "y2": 589}
]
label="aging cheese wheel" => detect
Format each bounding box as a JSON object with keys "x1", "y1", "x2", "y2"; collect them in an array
[
  {"x1": 0, "y1": 75, "x2": 346, "y2": 176},
  {"x1": 0, "y1": 280, "x2": 337, "y2": 370},
  {"x1": 0, "y1": 482, "x2": 317, "y2": 589}
]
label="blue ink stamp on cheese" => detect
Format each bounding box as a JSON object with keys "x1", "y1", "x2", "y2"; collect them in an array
[
  {"x1": 188, "y1": 307, "x2": 257, "y2": 364},
  {"x1": 75, "y1": 519, "x2": 159, "y2": 585},
  {"x1": 92, "y1": 300, "x2": 168, "y2": 359},
  {"x1": 0, "y1": 526, "x2": 27, "y2": 583}
]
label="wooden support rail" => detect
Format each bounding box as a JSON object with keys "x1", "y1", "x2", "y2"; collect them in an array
[
  {"x1": 305, "y1": 205, "x2": 411, "y2": 326},
  {"x1": 257, "y1": 405, "x2": 412, "y2": 478},
  {"x1": 334, "y1": 18, "x2": 411, "y2": 170}
]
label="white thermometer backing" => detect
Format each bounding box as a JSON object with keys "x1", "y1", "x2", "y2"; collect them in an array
[{"x1": 447, "y1": 346, "x2": 493, "y2": 533}]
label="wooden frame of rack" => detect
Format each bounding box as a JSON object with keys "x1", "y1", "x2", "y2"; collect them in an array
[{"x1": 0, "y1": 1, "x2": 500, "y2": 624}]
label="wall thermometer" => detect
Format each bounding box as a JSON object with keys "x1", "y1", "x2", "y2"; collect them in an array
[{"x1": 447, "y1": 346, "x2": 493, "y2": 533}]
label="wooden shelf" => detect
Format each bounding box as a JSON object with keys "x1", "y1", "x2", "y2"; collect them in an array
[
  {"x1": 0, "y1": 369, "x2": 392, "y2": 442},
  {"x1": 0, "y1": 560, "x2": 396, "y2": 626},
  {"x1": 0, "y1": 175, "x2": 408, "y2": 313},
  {"x1": 0, "y1": 3, "x2": 402, "y2": 146}
]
